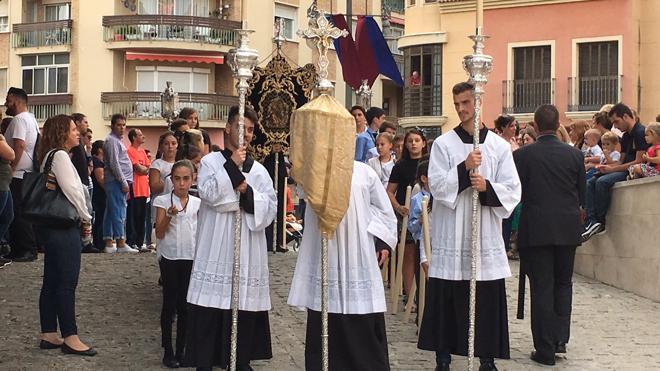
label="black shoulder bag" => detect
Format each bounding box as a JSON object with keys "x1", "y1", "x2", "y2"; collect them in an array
[{"x1": 22, "y1": 149, "x2": 80, "y2": 228}]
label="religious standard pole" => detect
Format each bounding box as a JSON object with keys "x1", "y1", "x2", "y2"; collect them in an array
[
  {"x1": 298, "y1": 9, "x2": 348, "y2": 371},
  {"x1": 272, "y1": 153, "x2": 279, "y2": 254},
  {"x1": 461, "y1": 0, "x2": 492, "y2": 370},
  {"x1": 226, "y1": 11, "x2": 259, "y2": 370}
]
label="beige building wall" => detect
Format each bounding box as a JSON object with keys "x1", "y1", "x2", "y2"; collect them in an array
[
  {"x1": 74, "y1": 0, "x2": 115, "y2": 131},
  {"x1": 637, "y1": 0, "x2": 660, "y2": 123}
]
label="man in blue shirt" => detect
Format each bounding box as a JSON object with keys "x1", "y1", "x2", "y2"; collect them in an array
[
  {"x1": 351, "y1": 105, "x2": 375, "y2": 163},
  {"x1": 582, "y1": 103, "x2": 649, "y2": 241}
]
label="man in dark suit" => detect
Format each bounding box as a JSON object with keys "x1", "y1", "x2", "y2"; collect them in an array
[{"x1": 513, "y1": 104, "x2": 586, "y2": 366}]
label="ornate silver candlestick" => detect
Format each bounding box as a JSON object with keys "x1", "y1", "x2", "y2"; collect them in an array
[
  {"x1": 226, "y1": 27, "x2": 259, "y2": 371},
  {"x1": 462, "y1": 24, "x2": 493, "y2": 371}
]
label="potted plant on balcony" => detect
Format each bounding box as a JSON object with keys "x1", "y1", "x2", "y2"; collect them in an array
[
  {"x1": 125, "y1": 26, "x2": 140, "y2": 41},
  {"x1": 113, "y1": 26, "x2": 125, "y2": 41}
]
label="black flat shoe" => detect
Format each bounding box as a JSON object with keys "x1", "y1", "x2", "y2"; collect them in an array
[
  {"x1": 61, "y1": 342, "x2": 97, "y2": 357},
  {"x1": 530, "y1": 350, "x2": 555, "y2": 366},
  {"x1": 39, "y1": 340, "x2": 62, "y2": 349},
  {"x1": 556, "y1": 342, "x2": 567, "y2": 354},
  {"x1": 237, "y1": 364, "x2": 254, "y2": 371},
  {"x1": 435, "y1": 362, "x2": 450, "y2": 371}
]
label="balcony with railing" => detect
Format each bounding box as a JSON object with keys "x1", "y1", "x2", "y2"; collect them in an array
[
  {"x1": 28, "y1": 94, "x2": 73, "y2": 121},
  {"x1": 101, "y1": 92, "x2": 238, "y2": 123},
  {"x1": 102, "y1": 15, "x2": 239, "y2": 49},
  {"x1": 12, "y1": 20, "x2": 72, "y2": 49},
  {"x1": 568, "y1": 75, "x2": 622, "y2": 112},
  {"x1": 403, "y1": 85, "x2": 441, "y2": 117},
  {"x1": 384, "y1": 0, "x2": 405, "y2": 14},
  {"x1": 502, "y1": 78, "x2": 555, "y2": 114}
]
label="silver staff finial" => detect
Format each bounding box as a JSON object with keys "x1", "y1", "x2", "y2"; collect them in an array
[{"x1": 225, "y1": 26, "x2": 259, "y2": 371}]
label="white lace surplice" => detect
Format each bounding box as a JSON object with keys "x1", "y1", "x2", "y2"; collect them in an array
[
  {"x1": 186, "y1": 152, "x2": 277, "y2": 311},
  {"x1": 428, "y1": 130, "x2": 521, "y2": 281},
  {"x1": 288, "y1": 162, "x2": 398, "y2": 314}
]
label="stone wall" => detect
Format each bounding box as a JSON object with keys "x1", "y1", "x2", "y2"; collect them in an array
[{"x1": 575, "y1": 176, "x2": 660, "y2": 302}]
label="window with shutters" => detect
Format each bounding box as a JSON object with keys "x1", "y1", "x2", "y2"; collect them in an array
[
  {"x1": 504, "y1": 45, "x2": 554, "y2": 114},
  {"x1": 569, "y1": 39, "x2": 621, "y2": 112}
]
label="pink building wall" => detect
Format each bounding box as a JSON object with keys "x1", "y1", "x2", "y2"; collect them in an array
[{"x1": 482, "y1": 0, "x2": 634, "y2": 125}]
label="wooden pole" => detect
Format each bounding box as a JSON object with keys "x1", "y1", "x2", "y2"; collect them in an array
[{"x1": 390, "y1": 185, "x2": 412, "y2": 314}]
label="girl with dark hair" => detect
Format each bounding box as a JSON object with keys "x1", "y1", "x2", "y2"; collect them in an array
[
  {"x1": 179, "y1": 107, "x2": 211, "y2": 154},
  {"x1": 37, "y1": 115, "x2": 96, "y2": 356},
  {"x1": 386, "y1": 128, "x2": 428, "y2": 299},
  {"x1": 154, "y1": 160, "x2": 201, "y2": 368},
  {"x1": 150, "y1": 132, "x2": 178, "y2": 231},
  {"x1": 494, "y1": 114, "x2": 519, "y2": 151}
]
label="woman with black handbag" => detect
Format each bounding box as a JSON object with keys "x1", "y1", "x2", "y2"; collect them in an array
[{"x1": 35, "y1": 115, "x2": 96, "y2": 356}]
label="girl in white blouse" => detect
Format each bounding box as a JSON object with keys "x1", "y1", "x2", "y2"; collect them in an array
[
  {"x1": 36, "y1": 115, "x2": 96, "y2": 357},
  {"x1": 154, "y1": 159, "x2": 200, "y2": 368}
]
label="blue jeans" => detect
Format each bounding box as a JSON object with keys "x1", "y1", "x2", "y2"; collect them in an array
[
  {"x1": 39, "y1": 226, "x2": 82, "y2": 338},
  {"x1": 0, "y1": 190, "x2": 14, "y2": 242},
  {"x1": 103, "y1": 179, "x2": 127, "y2": 240},
  {"x1": 585, "y1": 171, "x2": 628, "y2": 224}
]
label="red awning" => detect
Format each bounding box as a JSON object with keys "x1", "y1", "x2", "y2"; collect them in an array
[{"x1": 125, "y1": 52, "x2": 224, "y2": 64}]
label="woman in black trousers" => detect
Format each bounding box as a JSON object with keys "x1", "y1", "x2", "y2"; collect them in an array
[{"x1": 37, "y1": 115, "x2": 96, "y2": 356}]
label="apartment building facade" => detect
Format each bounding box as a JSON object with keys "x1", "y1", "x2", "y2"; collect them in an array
[
  {"x1": 0, "y1": 0, "x2": 405, "y2": 151},
  {"x1": 400, "y1": 0, "x2": 660, "y2": 134}
]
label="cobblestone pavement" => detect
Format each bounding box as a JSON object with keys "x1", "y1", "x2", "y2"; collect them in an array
[{"x1": 1, "y1": 252, "x2": 660, "y2": 370}]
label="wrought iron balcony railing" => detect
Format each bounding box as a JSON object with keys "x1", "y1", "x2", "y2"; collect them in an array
[
  {"x1": 102, "y1": 15, "x2": 240, "y2": 47},
  {"x1": 568, "y1": 75, "x2": 622, "y2": 112},
  {"x1": 502, "y1": 78, "x2": 555, "y2": 114},
  {"x1": 403, "y1": 85, "x2": 442, "y2": 117},
  {"x1": 12, "y1": 20, "x2": 73, "y2": 48},
  {"x1": 100, "y1": 92, "x2": 238, "y2": 122},
  {"x1": 28, "y1": 94, "x2": 73, "y2": 121}
]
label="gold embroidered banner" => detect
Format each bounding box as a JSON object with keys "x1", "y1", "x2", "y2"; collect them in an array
[{"x1": 289, "y1": 94, "x2": 355, "y2": 237}]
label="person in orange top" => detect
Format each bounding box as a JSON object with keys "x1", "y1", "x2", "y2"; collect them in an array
[{"x1": 126, "y1": 129, "x2": 151, "y2": 251}]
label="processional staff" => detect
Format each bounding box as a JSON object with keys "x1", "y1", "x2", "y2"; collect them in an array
[
  {"x1": 226, "y1": 13, "x2": 259, "y2": 371},
  {"x1": 461, "y1": 0, "x2": 493, "y2": 370},
  {"x1": 294, "y1": 5, "x2": 349, "y2": 371}
]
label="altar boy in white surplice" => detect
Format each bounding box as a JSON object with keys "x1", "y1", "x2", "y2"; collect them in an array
[
  {"x1": 184, "y1": 106, "x2": 277, "y2": 371},
  {"x1": 288, "y1": 161, "x2": 398, "y2": 371}
]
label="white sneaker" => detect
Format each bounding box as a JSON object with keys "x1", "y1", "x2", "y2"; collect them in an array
[
  {"x1": 104, "y1": 246, "x2": 117, "y2": 254},
  {"x1": 117, "y1": 245, "x2": 139, "y2": 253}
]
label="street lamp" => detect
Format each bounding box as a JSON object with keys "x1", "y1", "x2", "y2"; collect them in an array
[{"x1": 160, "y1": 81, "x2": 179, "y2": 126}]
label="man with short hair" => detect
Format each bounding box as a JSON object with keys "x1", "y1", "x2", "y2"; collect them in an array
[
  {"x1": 366, "y1": 106, "x2": 386, "y2": 143},
  {"x1": 582, "y1": 103, "x2": 649, "y2": 241},
  {"x1": 3, "y1": 87, "x2": 39, "y2": 262},
  {"x1": 351, "y1": 105, "x2": 374, "y2": 163},
  {"x1": 185, "y1": 106, "x2": 276, "y2": 370},
  {"x1": 514, "y1": 104, "x2": 585, "y2": 366},
  {"x1": 126, "y1": 128, "x2": 151, "y2": 251},
  {"x1": 103, "y1": 114, "x2": 138, "y2": 253},
  {"x1": 418, "y1": 82, "x2": 521, "y2": 371}
]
